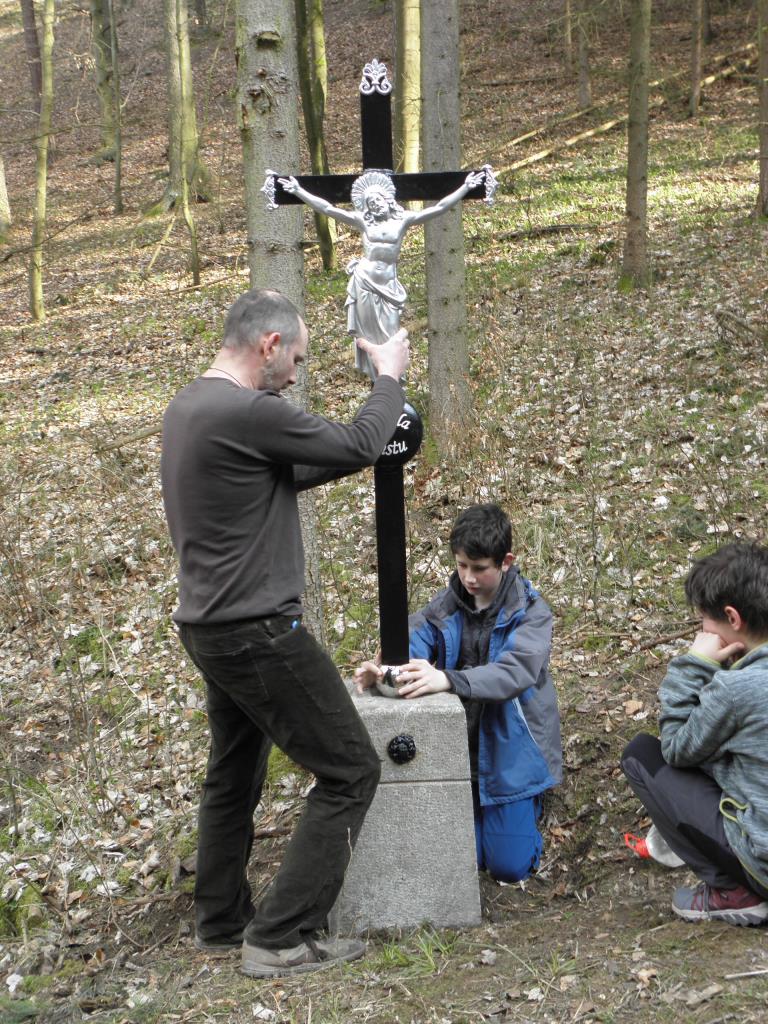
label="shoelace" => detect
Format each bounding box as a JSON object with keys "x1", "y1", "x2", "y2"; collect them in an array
[{"x1": 305, "y1": 935, "x2": 330, "y2": 962}]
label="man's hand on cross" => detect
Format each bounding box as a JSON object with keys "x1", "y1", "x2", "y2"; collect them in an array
[{"x1": 357, "y1": 328, "x2": 410, "y2": 381}]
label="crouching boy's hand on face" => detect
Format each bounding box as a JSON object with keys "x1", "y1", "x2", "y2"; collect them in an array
[
  {"x1": 354, "y1": 660, "x2": 383, "y2": 693},
  {"x1": 397, "y1": 659, "x2": 451, "y2": 699},
  {"x1": 690, "y1": 630, "x2": 745, "y2": 664}
]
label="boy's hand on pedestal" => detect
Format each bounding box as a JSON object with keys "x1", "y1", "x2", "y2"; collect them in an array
[
  {"x1": 353, "y1": 660, "x2": 383, "y2": 693},
  {"x1": 690, "y1": 630, "x2": 745, "y2": 664},
  {"x1": 397, "y1": 659, "x2": 451, "y2": 699}
]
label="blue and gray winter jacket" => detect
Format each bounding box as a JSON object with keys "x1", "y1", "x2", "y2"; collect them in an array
[{"x1": 408, "y1": 569, "x2": 562, "y2": 806}]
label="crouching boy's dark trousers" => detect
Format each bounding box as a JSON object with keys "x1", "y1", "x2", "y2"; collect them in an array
[
  {"x1": 621, "y1": 732, "x2": 768, "y2": 897},
  {"x1": 179, "y1": 616, "x2": 381, "y2": 950}
]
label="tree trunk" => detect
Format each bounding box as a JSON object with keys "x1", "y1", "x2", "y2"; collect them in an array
[
  {"x1": 106, "y1": 0, "x2": 123, "y2": 213},
  {"x1": 89, "y1": 0, "x2": 117, "y2": 160},
  {"x1": 235, "y1": 0, "x2": 325, "y2": 644},
  {"x1": 394, "y1": 0, "x2": 420, "y2": 173},
  {"x1": 621, "y1": 0, "x2": 651, "y2": 289},
  {"x1": 564, "y1": 0, "x2": 574, "y2": 69},
  {"x1": 19, "y1": 0, "x2": 42, "y2": 114},
  {"x1": 295, "y1": 0, "x2": 336, "y2": 269},
  {"x1": 758, "y1": 0, "x2": 768, "y2": 217},
  {"x1": 421, "y1": 0, "x2": 471, "y2": 451},
  {"x1": 576, "y1": 0, "x2": 592, "y2": 109},
  {"x1": 29, "y1": 0, "x2": 55, "y2": 322},
  {"x1": 0, "y1": 154, "x2": 11, "y2": 240},
  {"x1": 155, "y1": 0, "x2": 210, "y2": 212},
  {"x1": 176, "y1": 0, "x2": 200, "y2": 282},
  {"x1": 690, "y1": 0, "x2": 704, "y2": 117}
]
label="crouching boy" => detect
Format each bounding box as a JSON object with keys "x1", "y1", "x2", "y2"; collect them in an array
[
  {"x1": 355, "y1": 504, "x2": 562, "y2": 882},
  {"x1": 622, "y1": 542, "x2": 768, "y2": 926}
]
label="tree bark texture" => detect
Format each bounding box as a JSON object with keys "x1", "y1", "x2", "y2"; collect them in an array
[
  {"x1": 0, "y1": 155, "x2": 11, "y2": 239},
  {"x1": 576, "y1": 0, "x2": 592, "y2": 109},
  {"x1": 690, "y1": 0, "x2": 704, "y2": 116},
  {"x1": 162, "y1": 0, "x2": 209, "y2": 208},
  {"x1": 295, "y1": 0, "x2": 336, "y2": 269},
  {"x1": 394, "y1": 0, "x2": 420, "y2": 173},
  {"x1": 106, "y1": 0, "x2": 123, "y2": 212},
  {"x1": 758, "y1": 0, "x2": 768, "y2": 216},
  {"x1": 29, "y1": 0, "x2": 55, "y2": 321},
  {"x1": 235, "y1": 0, "x2": 325, "y2": 644},
  {"x1": 421, "y1": 0, "x2": 471, "y2": 449},
  {"x1": 19, "y1": 0, "x2": 42, "y2": 114},
  {"x1": 564, "y1": 0, "x2": 574, "y2": 68},
  {"x1": 89, "y1": 0, "x2": 117, "y2": 158},
  {"x1": 622, "y1": 0, "x2": 651, "y2": 288},
  {"x1": 176, "y1": 0, "x2": 200, "y2": 282}
]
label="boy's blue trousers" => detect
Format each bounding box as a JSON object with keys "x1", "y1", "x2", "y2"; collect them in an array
[{"x1": 474, "y1": 791, "x2": 543, "y2": 883}]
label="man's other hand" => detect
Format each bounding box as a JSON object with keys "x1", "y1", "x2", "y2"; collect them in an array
[{"x1": 357, "y1": 328, "x2": 409, "y2": 380}]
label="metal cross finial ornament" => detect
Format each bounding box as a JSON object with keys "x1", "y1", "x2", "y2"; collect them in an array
[{"x1": 262, "y1": 59, "x2": 497, "y2": 678}]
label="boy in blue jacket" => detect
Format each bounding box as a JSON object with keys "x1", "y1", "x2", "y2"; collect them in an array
[
  {"x1": 622, "y1": 543, "x2": 768, "y2": 926},
  {"x1": 355, "y1": 504, "x2": 562, "y2": 882}
]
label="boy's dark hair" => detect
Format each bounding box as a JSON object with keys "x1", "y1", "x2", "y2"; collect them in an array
[
  {"x1": 449, "y1": 504, "x2": 512, "y2": 566},
  {"x1": 685, "y1": 542, "x2": 768, "y2": 635}
]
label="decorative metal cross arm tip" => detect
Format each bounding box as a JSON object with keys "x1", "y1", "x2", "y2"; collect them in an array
[
  {"x1": 360, "y1": 58, "x2": 392, "y2": 96},
  {"x1": 482, "y1": 164, "x2": 499, "y2": 206},
  {"x1": 260, "y1": 170, "x2": 278, "y2": 211}
]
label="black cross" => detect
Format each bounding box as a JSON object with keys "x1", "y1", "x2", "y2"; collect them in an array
[{"x1": 264, "y1": 59, "x2": 494, "y2": 668}]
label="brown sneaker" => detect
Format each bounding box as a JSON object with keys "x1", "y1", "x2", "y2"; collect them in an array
[
  {"x1": 241, "y1": 934, "x2": 365, "y2": 978},
  {"x1": 672, "y1": 882, "x2": 768, "y2": 926}
]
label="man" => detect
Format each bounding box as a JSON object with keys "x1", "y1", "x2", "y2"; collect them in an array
[{"x1": 161, "y1": 288, "x2": 409, "y2": 977}]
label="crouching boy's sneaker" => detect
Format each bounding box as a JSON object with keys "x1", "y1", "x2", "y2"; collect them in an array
[
  {"x1": 241, "y1": 934, "x2": 365, "y2": 978},
  {"x1": 672, "y1": 882, "x2": 768, "y2": 926}
]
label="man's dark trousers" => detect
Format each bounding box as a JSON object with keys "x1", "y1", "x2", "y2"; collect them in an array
[{"x1": 179, "y1": 615, "x2": 381, "y2": 949}]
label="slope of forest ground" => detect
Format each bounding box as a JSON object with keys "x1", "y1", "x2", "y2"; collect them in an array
[{"x1": 1, "y1": 0, "x2": 768, "y2": 1021}]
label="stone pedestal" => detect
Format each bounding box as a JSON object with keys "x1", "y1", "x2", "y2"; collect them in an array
[{"x1": 330, "y1": 687, "x2": 481, "y2": 934}]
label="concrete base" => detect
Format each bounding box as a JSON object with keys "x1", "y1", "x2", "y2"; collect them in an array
[{"x1": 330, "y1": 687, "x2": 481, "y2": 934}]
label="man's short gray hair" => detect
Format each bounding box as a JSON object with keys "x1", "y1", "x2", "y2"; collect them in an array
[{"x1": 222, "y1": 289, "x2": 302, "y2": 351}]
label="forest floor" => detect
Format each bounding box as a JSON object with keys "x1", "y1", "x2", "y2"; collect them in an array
[{"x1": 1, "y1": 0, "x2": 768, "y2": 1021}]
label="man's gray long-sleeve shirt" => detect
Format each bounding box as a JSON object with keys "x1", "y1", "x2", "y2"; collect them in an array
[{"x1": 161, "y1": 375, "x2": 403, "y2": 624}]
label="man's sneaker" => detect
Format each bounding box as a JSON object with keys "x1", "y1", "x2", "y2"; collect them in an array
[
  {"x1": 241, "y1": 934, "x2": 366, "y2": 978},
  {"x1": 194, "y1": 933, "x2": 243, "y2": 954},
  {"x1": 672, "y1": 882, "x2": 768, "y2": 926}
]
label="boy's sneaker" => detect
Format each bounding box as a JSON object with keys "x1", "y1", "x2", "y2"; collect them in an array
[
  {"x1": 672, "y1": 882, "x2": 768, "y2": 926},
  {"x1": 241, "y1": 934, "x2": 365, "y2": 978}
]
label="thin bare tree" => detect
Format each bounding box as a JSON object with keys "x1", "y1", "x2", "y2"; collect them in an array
[
  {"x1": 295, "y1": 0, "x2": 336, "y2": 269},
  {"x1": 89, "y1": 0, "x2": 117, "y2": 161},
  {"x1": 394, "y1": 0, "x2": 420, "y2": 173},
  {"x1": 151, "y1": 0, "x2": 210, "y2": 212},
  {"x1": 422, "y1": 0, "x2": 471, "y2": 448},
  {"x1": 690, "y1": 0, "x2": 704, "y2": 116},
  {"x1": 758, "y1": 0, "x2": 768, "y2": 216},
  {"x1": 576, "y1": 0, "x2": 593, "y2": 109},
  {"x1": 29, "y1": 0, "x2": 55, "y2": 321},
  {"x1": 621, "y1": 0, "x2": 652, "y2": 289},
  {"x1": 0, "y1": 154, "x2": 11, "y2": 241},
  {"x1": 19, "y1": 0, "x2": 42, "y2": 114},
  {"x1": 564, "y1": 0, "x2": 574, "y2": 69}
]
